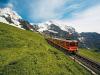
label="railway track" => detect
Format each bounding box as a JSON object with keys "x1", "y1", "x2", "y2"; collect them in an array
[{"x1": 70, "y1": 54, "x2": 100, "y2": 75}]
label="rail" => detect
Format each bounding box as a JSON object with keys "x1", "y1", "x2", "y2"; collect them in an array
[{"x1": 73, "y1": 54, "x2": 100, "y2": 75}]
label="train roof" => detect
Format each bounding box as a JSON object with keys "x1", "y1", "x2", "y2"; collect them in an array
[{"x1": 53, "y1": 38, "x2": 78, "y2": 42}]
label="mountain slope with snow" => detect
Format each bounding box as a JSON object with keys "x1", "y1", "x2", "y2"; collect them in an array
[
  {"x1": 37, "y1": 20, "x2": 76, "y2": 33},
  {"x1": 0, "y1": 8, "x2": 21, "y2": 23},
  {"x1": 0, "y1": 7, "x2": 23, "y2": 28},
  {"x1": 32, "y1": 20, "x2": 78, "y2": 39},
  {"x1": 0, "y1": 7, "x2": 35, "y2": 31}
]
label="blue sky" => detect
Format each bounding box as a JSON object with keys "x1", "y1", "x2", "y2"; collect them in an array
[{"x1": 0, "y1": 0, "x2": 100, "y2": 33}]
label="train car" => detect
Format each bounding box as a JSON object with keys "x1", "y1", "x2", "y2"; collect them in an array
[{"x1": 46, "y1": 38, "x2": 78, "y2": 53}]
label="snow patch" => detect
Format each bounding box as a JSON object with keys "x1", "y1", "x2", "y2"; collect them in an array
[
  {"x1": 0, "y1": 17, "x2": 9, "y2": 24},
  {"x1": 37, "y1": 20, "x2": 75, "y2": 33}
]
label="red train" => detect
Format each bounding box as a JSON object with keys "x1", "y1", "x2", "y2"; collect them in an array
[{"x1": 46, "y1": 38, "x2": 78, "y2": 53}]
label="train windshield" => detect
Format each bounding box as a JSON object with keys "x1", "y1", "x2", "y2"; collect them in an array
[{"x1": 70, "y1": 42, "x2": 78, "y2": 46}]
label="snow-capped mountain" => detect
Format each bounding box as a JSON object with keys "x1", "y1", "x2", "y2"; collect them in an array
[
  {"x1": 32, "y1": 20, "x2": 78, "y2": 39},
  {"x1": 0, "y1": 7, "x2": 35, "y2": 31},
  {"x1": 0, "y1": 7, "x2": 23, "y2": 28},
  {"x1": 37, "y1": 20, "x2": 75, "y2": 33},
  {"x1": 0, "y1": 7, "x2": 22, "y2": 19}
]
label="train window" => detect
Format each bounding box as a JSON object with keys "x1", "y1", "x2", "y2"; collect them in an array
[
  {"x1": 70, "y1": 42, "x2": 78, "y2": 46},
  {"x1": 66, "y1": 42, "x2": 69, "y2": 46},
  {"x1": 76, "y1": 42, "x2": 78, "y2": 46},
  {"x1": 70, "y1": 42, "x2": 75, "y2": 46},
  {"x1": 61, "y1": 41, "x2": 63, "y2": 44}
]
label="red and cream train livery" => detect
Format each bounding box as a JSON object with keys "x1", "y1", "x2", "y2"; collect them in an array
[{"x1": 46, "y1": 38, "x2": 78, "y2": 53}]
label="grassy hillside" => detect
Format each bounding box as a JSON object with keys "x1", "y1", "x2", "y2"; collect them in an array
[
  {"x1": 78, "y1": 49, "x2": 100, "y2": 63},
  {"x1": 0, "y1": 22, "x2": 90, "y2": 75}
]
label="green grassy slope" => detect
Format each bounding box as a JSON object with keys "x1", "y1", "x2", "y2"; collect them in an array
[
  {"x1": 79, "y1": 49, "x2": 100, "y2": 63},
  {"x1": 0, "y1": 22, "x2": 90, "y2": 75}
]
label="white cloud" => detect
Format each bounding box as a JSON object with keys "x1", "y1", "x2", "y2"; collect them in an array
[
  {"x1": 6, "y1": 3, "x2": 13, "y2": 9},
  {"x1": 63, "y1": 5, "x2": 100, "y2": 33},
  {"x1": 30, "y1": 0, "x2": 68, "y2": 21}
]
